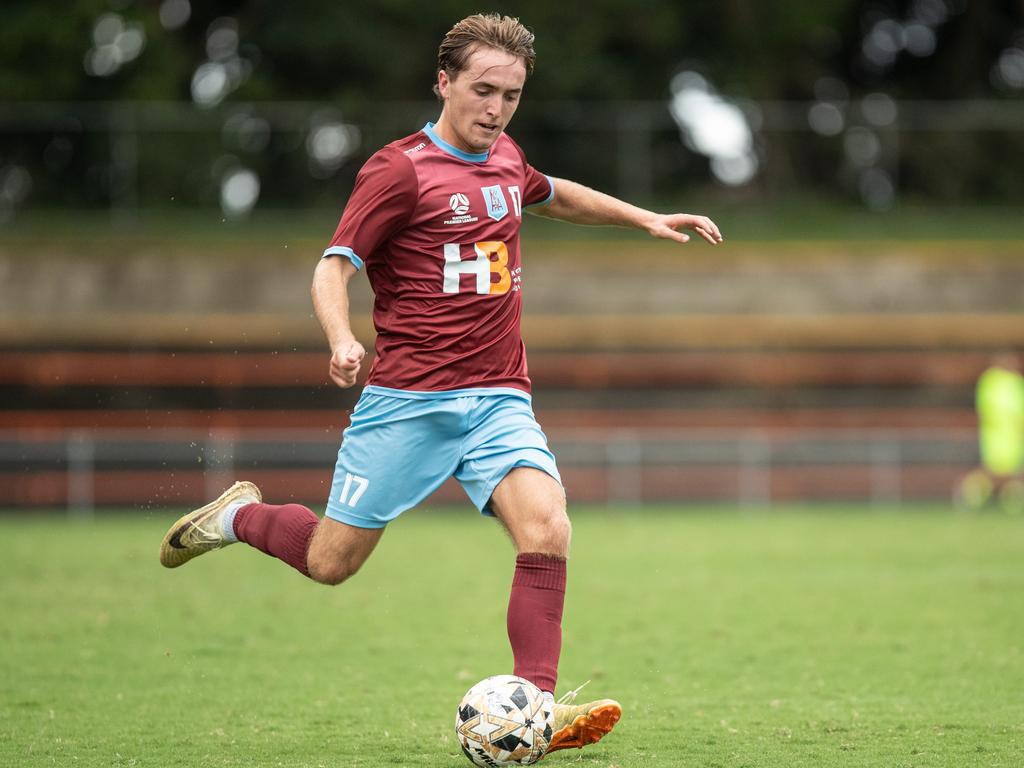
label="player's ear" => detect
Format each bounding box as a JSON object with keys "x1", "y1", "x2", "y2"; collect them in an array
[{"x1": 437, "y1": 70, "x2": 451, "y2": 100}]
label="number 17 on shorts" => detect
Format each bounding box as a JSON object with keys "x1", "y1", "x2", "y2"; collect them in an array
[{"x1": 337, "y1": 473, "x2": 369, "y2": 507}]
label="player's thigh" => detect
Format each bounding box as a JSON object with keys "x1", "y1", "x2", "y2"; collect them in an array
[
  {"x1": 307, "y1": 516, "x2": 384, "y2": 585},
  {"x1": 326, "y1": 392, "x2": 462, "y2": 528},
  {"x1": 455, "y1": 394, "x2": 563, "y2": 515},
  {"x1": 490, "y1": 466, "x2": 570, "y2": 557}
]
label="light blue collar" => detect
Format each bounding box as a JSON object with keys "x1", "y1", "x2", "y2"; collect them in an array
[{"x1": 423, "y1": 122, "x2": 490, "y2": 163}]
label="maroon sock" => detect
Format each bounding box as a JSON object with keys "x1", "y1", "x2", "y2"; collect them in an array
[
  {"x1": 232, "y1": 503, "x2": 319, "y2": 578},
  {"x1": 507, "y1": 553, "x2": 566, "y2": 693}
]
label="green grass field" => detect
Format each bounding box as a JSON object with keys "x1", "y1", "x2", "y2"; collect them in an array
[{"x1": 2, "y1": 507, "x2": 1022, "y2": 767}]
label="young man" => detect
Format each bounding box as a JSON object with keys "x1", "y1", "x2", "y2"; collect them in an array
[{"x1": 160, "y1": 13, "x2": 722, "y2": 756}]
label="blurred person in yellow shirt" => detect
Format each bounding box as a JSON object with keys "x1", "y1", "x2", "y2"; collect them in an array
[{"x1": 958, "y1": 352, "x2": 1024, "y2": 512}]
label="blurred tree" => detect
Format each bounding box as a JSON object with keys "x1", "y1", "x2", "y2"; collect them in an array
[
  {"x1": 0, "y1": 1, "x2": 109, "y2": 100},
  {"x1": 3, "y1": 1, "x2": 1021, "y2": 103},
  {"x1": 836, "y1": 0, "x2": 1024, "y2": 97},
  {"x1": 1, "y1": 0, "x2": 1022, "y2": 208}
]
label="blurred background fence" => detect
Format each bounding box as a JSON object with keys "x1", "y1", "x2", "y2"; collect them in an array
[
  {"x1": 0, "y1": 425, "x2": 978, "y2": 513},
  {"x1": 3, "y1": 97, "x2": 1024, "y2": 219}
]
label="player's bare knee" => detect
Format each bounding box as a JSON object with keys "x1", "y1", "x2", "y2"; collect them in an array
[
  {"x1": 545, "y1": 510, "x2": 572, "y2": 554},
  {"x1": 557, "y1": 512, "x2": 572, "y2": 549},
  {"x1": 522, "y1": 506, "x2": 570, "y2": 556}
]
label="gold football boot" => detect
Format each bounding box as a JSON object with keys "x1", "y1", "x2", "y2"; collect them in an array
[{"x1": 159, "y1": 481, "x2": 261, "y2": 568}]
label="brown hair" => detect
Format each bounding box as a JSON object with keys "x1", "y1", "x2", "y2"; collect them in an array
[{"x1": 434, "y1": 13, "x2": 536, "y2": 99}]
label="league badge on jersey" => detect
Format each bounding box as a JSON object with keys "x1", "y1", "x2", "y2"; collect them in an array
[
  {"x1": 481, "y1": 185, "x2": 509, "y2": 221},
  {"x1": 444, "y1": 192, "x2": 479, "y2": 226},
  {"x1": 450, "y1": 193, "x2": 471, "y2": 215}
]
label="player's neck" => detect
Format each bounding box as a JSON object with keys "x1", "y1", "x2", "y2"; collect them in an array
[{"x1": 433, "y1": 114, "x2": 483, "y2": 157}]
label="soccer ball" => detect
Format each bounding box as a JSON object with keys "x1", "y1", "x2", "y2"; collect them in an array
[{"x1": 455, "y1": 675, "x2": 554, "y2": 767}]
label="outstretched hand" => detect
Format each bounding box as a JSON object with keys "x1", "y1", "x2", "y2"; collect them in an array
[
  {"x1": 329, "y1": 340, "x2": 366, "y2": 389},
  {"x1": 646, "y1": 213, "x2": 723, "y2": 245}
]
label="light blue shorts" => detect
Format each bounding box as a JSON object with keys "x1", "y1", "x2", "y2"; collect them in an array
[{"x1": 325, "y1": 386, "x2": 562, "y2": 529}]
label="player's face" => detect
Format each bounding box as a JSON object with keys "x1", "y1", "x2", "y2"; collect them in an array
[{"x1": 436, "y1": 45, "x2": 527, "y2": 154}]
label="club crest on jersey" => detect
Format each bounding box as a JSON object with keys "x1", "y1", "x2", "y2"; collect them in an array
[{"x1": 481, "y1": 185, "x2": 509, "y2": 221}]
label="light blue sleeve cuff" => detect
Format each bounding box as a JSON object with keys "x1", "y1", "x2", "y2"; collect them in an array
[
  {"x1": 525, "y1": 175, "x2": 556, "y2": 208},
  {"x1": 322, "y1": 246, "x2": 364, "y2": 270}
]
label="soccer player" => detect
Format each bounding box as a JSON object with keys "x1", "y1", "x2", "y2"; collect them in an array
[
  {"x1": 160, "y1": 13, "x2": 722, "y2": 755},
  {"x1": 958, "y1": 352, "x2": 1024, "y2": 512}
]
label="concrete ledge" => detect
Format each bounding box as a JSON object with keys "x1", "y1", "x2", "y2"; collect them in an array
[{"x1": 3, "y1": 311, "x2": 1023, "y2": 349}]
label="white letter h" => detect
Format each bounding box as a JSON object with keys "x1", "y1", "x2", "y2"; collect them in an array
[{"x1": 442, "y1": 243, "x2": 490, "y2": 294}]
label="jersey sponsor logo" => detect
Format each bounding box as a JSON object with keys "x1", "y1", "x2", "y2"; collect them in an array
[
  {"x1": 481, "y1": 185, "x2": 509, "y2": 221},
  {"x1": 404, "y1": 142, "x2": 427, "y2": 154},
  {"x1": 442, "y1": 241, "x2": 517, "y2": 295}
]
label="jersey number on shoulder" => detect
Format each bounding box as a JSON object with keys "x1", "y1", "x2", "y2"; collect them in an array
[
  {"x1": 338, "y1": 473, "x2": 369, "y2": 507},
  {"x1": 442, "y1": 241, "x2": 510, "y2": 295}
]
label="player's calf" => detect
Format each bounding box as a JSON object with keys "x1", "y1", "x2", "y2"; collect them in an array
[{"x1": 305, "y1": 516, "x2": 385, "y2": 585}]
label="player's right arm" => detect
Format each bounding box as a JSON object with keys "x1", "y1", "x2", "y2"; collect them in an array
[
  {"x1": 315, "y1": 145, "x2": 417, "y2": 389},
  {"x1": 312, "y1": 256, "x2": 364, "y2": 389}
]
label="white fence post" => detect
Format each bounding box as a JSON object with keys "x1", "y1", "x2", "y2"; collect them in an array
[
  {"x1": 870, "y1": 438, "x2": 902, "y2": 507},
  {"x1": 204, "y1": 430, "x2": 236, "y2": 501},
  {"x1": 67, "y1": 431, "x2": 95, "y2": 518},
  {"x1": 606, "y1": 431, "x2": 643, "y2": 506},
  {"x1": 738, "y1": 431, "x2": 772, "y2": 507}
]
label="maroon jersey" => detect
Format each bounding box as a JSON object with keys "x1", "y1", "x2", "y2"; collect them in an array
[{"x1": 323, "y1": 123, "x2": 554, "y2": 394}]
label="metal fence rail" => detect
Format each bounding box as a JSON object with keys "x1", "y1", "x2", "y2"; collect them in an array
[
  {"x1": 2, "y1": 99, "x2": 1023, "y2": 216},
  {"x1": 0, "y1": 426, "x2": 978, "y2": 512}
]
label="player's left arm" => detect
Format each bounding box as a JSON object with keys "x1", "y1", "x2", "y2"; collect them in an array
[{"x1": 530, "y1": 177, "x2": 723, "y2": 245}]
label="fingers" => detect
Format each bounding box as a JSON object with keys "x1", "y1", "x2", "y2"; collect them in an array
[
  {"x1": 330, "y1": 362, "x2": 360, "y2": 388},
  {"x1": 687, "y1": 214, "x2": 723, "y2": 244},
  {"x1": 695, "y1": 226, "x2": 718, "y2": 245},
  {"x1": 661, "y1": 214, "x2": 724, "y2": 245},
  {"x1": 703, "y1": 216, "x2": 724, "y2": 244},
  {"x1": 329, "y1": 341, "x2": 365, "y2": 388},
  {"x1": 662, "y1": 228, "x2": 690, "y2": 244},
  {"x1": 330, "y1": 365, "x2": 359, "y2": 388}
]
